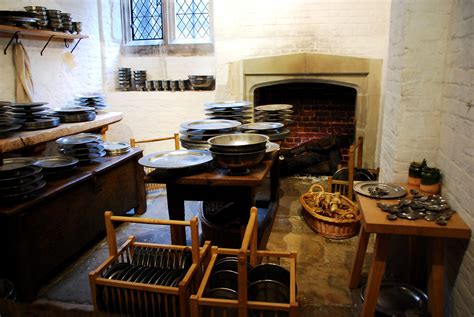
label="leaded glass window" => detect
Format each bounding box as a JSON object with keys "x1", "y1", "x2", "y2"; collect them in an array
[
  {"x1": 122, "y1": 0, "x2": 212, "y2": 45},
  {"x1": 130, "y1": 0, "x2": 163, "y2": 40},
  {"x1": 175, "y1": 0, "x2": 210, "y2": 40}
]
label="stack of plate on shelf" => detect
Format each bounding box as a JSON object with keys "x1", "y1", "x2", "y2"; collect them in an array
[
  {"x1": 254, "y1": 104, "x2": 294, "y2": 124},
  {"x1": 10, "y1": 102, "x2": 60, "y2": 131},
  {"x1": 34, "y1": 156, "x2": 79, "y2": 178},
  {"x1": 24, "y1": 6, "x2": 48, "y2": 29},
  {"x1": 240, "y1": 122, "x2": 290, "y2": 142},
  {"x1": 204, "y1": 101, "x2": 253, "y2": 123},
  {"x1": 0, "y1": 101, "x2": 22, "y2": 137},
  {"x1": 133, "y1": 70, "x2": 147, "y2": 91},
  {"x1": 52, "y1": 106, "x2": 96, "y2": 123},
  {"x1": 56, "y1": 134, "x2": 105, "y2": 164},
  {"x1": 0, "y1": 157, "x2": 45, "y2": 202},
  {"x1": 179, "y1": 119, "x2": 241, "y2": 150},
  {"x1": 103, "y1": 142, "x2": 131, "y2": 156},
  {"x1": 46, "y1": 9, "x2": 62, "y2": 31},
  {"x1": 117, "y1": 68, "x2": 132, "y2": 91},
  {"x1": 0, "y1": 10, "x2": 38, "y2": 28},
  {"x1": 75, "y1": 93, "x2": 109, "y2": 112},
  {"x1": 60, "y1": 12, "x2": 72, "y2": 32}
]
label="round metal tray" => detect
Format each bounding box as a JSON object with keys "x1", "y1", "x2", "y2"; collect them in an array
[
  {"x1": 53, "y1": 106, "x2": 95, "y2": 113},
  {"x1": 11, "y1": 102, "x2": 48, "y2": 108},
  {"x1": 0, "y1": 157, "x2": 37, "y2": 172},
  {"x1": 34, "y1": 156, "x2": 79, "y2": 169},
  {"x1": 138, "y1": 150, "x2": 213, "y2": 169},
  {"x1": 240, "y1": 122, "x2": 284, "y2": 131},
  {"x1": 203, "y1": 101, "x2": 251, "y2": 110},
  {"x1": 103, "y1": 142, "x2": 131, "y2": 155},
  {"x1": 56, "y1": 135, "x2": 99, "y2": 146},
  {"x1": 180, "y1": 119, "x2": 241, "y2": 131},
  {"x1": 255, "y1": 104, "x2": 293, "y2": 111},
  {"x1": 353, "y1": 181, "x2": 407, "y2": 199}
]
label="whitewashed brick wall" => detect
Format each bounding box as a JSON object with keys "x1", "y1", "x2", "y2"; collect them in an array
[
  {"x1": 380, "y1": 1, "x2": 473, "y2": 315},
  {"x1": 0, "y1": 0, "x2": 103, "y2": 106},
  {"x1": 436, "y1": 1, "x2": 474, "y2": 316}
]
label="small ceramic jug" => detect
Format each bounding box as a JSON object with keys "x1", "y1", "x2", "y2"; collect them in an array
[
  {"x1": 408, "y1": 159, "x2": 426, "y2": 186},
  {"x1": 420, "y1": 166, "x2": 441, "y2": 194}
]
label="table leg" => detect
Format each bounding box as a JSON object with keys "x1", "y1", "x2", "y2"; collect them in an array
[
  {"x1": 349, "y1": 225, "x2": 370, "y2": 288},
  {"x1": 428, "y1": 237, "x2": 445, "y2": 317},
  {"x1": 166, "y1": 184, "x2": 186, "y2": 245},
  {"x1": 360, "y1": 233, "x2": 390, "y2": 317}
]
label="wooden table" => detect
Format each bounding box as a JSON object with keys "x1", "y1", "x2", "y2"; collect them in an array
[
  {"x1": 349, "y1": 183, "x2": 471, "y2": 317},
  {"x1": 0, "y1": 149, "x2": 146, "y2": 300},
  {"x1": 158, "y1": 153, "x2": 280, "y2": 247}
]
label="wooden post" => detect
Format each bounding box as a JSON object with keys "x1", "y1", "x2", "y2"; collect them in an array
[
  {"x1": 428, "y1": 237, "x2": 445, "y2": 317},
  {"x1": 349, "y1": 225, "x2": 370, "y2": 288},
  {"x1": 104, "y1": 211, "x2": 118, "y2": 257}
]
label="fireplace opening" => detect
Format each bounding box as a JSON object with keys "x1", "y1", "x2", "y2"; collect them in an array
[{"x1": 254, "y1": 82, "x2": 357, "y2": 176}]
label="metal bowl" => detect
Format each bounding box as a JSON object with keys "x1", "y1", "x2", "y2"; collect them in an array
[
  {"x1": 210, "y1": 148, "x2": 266, "y2": 171},
  {"x1": 188, "y1": 75, "x2": 214, "y2": 90},
  {"x1": 208, "y1": 133, "x2": 269, "y2": 153}
]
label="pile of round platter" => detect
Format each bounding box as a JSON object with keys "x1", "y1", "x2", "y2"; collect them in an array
[
  {"x1": 254, "y1": 104, "x2": 294, "y2": 124},
  {"x1": 33, "y1": 156, "x2": 79, "y2": 178},
  {"x1": 75, "y1": 93, "x2": 109, "y2": 112},
  {"x1": 117, "y1": 68, "x2": 132, "y2": 91},
  {"x1": 103, "y1": 142, "x2": 131, "y2": 156},
  {"x1": 204, "y1": 101, "x2": 253, "y2": 124},
  {"x1": 0, "y1": 101, "x2": 22, "y2": 137},
  {"x1": 9, "y1": 102, "x2": 60, "y2": 131},
  {"x1": 0, "y1": 157, "x2": 45, "y2": 202},
  {"x1": 133, "y1": 70, "x2": 147, "y2": 91},
  {"x1": 239, "y1": 122, "x2": 290, "y2": 142},
  {"x1": 52, "y1": 106, "x2": 96, "y2": 123},
  {"x1": 56, "y1": 134, "x2": 105, "y2": 164},
  {"x1": 24, "y1": 6, "x2": 48, "y2": 29},
  {"x1": 179, "y1": 119, "x2": 241, "y2": 150}
]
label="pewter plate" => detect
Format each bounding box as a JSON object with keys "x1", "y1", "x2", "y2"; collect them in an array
[
  {"x1": 103, "y1": 142, "x2": 130, "y2": 152},
  {"x1": 56, "y1": 135, "x2": 98, "y2": 146},
  {"x1": 240, "y1": 122, "x2": 284, "y2": 131},
  {"x1": 180, "y1": 119, "x2": 241, "y2": 131},
  {"x1": 54, "y1": 106, "x2": 95, "y2": 113},
  {"x1": 204, "y1": 101, "x2": 252, "y2": 110},
  {"x1": 138, "y1": 150, "x2": 212, "y2": 169},
  {"x1": 34, "y1": 156, "x2": 79, "y2": 169},
  {"x1": 255, "y1": 104, "x2": 293, "y2": 111},
  {"x1": 11, "y1": 102, "x2": 48, "y2": 108},
  {"x1": 353, "y1": 181, "x2": 407, "y2": 199},
  {"x1": 0, "y1": 157, "x2": 37, "y2": 172}
]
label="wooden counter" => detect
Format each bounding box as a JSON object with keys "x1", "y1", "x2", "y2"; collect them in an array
[
  {"x1": 0, "y1": 149, "x2": 146, "y2": 300},
  {"x1": 0, "y1": 112, "x2": 122, "y2": 153}
]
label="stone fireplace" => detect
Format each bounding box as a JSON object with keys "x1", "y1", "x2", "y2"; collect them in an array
[{"x1": 229, "y1": 53, "x2": 382, "y2": 168}]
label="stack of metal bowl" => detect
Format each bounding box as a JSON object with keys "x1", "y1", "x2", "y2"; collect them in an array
[
  {"x1": 46, "y1": 9, "x2": 62, "y2": 31},
  {"x1": 179, "y1": 119, "x2": 241, "y2": 150},
  {"x1": 208, "y1": 133, "x2": 269, "y2": 175},
  {"x1": 133, "y1": 70, "x2": 147, "y2": 91},
  {"x1": 24, "y1": 6, "x2": 48, "y2": 29},
  {"x1": 117, "y1": 68, "x2": 132, "y2": 91}
]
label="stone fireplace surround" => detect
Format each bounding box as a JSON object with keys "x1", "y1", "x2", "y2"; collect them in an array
[{"x1": 229, "y1": 53, "x2": 382, "y2": 168}]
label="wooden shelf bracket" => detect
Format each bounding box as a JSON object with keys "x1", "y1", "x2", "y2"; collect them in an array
[{"x1": 3, "y1": 31, "x2": 19, "y2": 55}]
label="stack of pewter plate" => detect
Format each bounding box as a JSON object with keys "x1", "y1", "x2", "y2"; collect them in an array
[
  {"x1": 56, "y1": 134, "x2": 105, "y2": 164},
  {"x1": 0, "y1": 101, "x2": 22, "y2": 137},
  {"x1": 24, "y1": 6, "x2": 48, "y2": 29},
  {"x1": 10, "y1": 102, "x2": 60, "y2": 131},
  {"x1": 52, "y1": 105, "x2": 96, "y2": 123},
  {"x1": 34, "y1": 156, "x2": 79, "y2": 178},
  {"x1": 179, "y1": 119, "x2": 241, "y2": 150},
  {"x1": 75, "y1": 93, "x2": 109, "y2": 112},
  {"x1": 0, "y1": 157, "x2": 45, "y2": 202},
  {"x1": 254, "y1": 104, "x2": 294, "y2": 124},
  {"x1": 103, "y1": 142, "x2": 131, "y2": 156},
  {"x1": 133, "y1": 70, "x2": 147, "y2": 91},
  {"x1": 204, "y1": 101, "x2": 253, "y2": 124},
  {"x1": 240, "y1": 122, "x2": 290, "y2": 142}
]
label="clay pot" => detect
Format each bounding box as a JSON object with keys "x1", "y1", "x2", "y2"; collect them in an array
[
  {"x1": 408, "y1": 159, "x2": 426, "y2": 186},
  {"x1": 420, "y1": 166, "x2": 441, "y2": 194}
]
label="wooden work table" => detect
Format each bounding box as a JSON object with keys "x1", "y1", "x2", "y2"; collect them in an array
[
  {"x1": 155, "y1": 153, "x2": 280, "y2": 248},
  {"x1": 349, "y1": 183, "x2": 471, "y2": 317},
  {"x1": 0, "y1": 112, "x2": 122, "y2": 154},
  {"x1": 0, "y1": 149, "x2": 146, "y2": 300}
]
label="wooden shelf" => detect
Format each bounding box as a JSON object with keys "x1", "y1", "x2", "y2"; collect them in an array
[{"x1": 0, "y1": 24, "x2": 88, "y2": 41}]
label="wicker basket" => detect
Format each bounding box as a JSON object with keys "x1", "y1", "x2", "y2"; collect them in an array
[{"x1": 300, "y1": 184, "x2": 360, "y2": 239}]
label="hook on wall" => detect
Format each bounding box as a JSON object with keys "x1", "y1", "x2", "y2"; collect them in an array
[
  {"x1": 40, "y1": 35, "x2": 55, "y2": 56},
  {"x1": 70, "y1": 38, "x2": 82, "y2": 53},
  {"x1": 3, "y1": 31, "x2": 20, "y2": 55}
]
